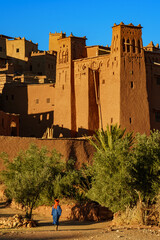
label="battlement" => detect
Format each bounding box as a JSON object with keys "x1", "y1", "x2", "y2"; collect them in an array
[
  {"x1": 0, "y1": 34, "x2": 13, "y2": 39},
  {"x1": 144, "y1": 41, "x2": 160, "y2": 52},
  {"x1": 49, "y1": 31, "x2": 66, "y2": 38},
  {"x1": 31, "y1": 50, "x2": 57, "y2": 56},
  {"x1": 112, "y1": 22, "x2": 142, "y2": 28},
  {"x1": 7, "y1": 37, "x2": 38, "y2": 45}
]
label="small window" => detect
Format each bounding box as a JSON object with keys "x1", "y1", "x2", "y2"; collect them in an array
[
  {"x1": 35, "y1": 99, "x2": 39, "y2": 104},
  {"x1": 16, "y1": 48, "x2": 19, "y2": 53},
  {"x1": 122, "y1": 38, "x2": 125, "y2": 52},
  {"x1": 138, "y1": 40, "x2": 141, "y2": 53},
  {"x1": 48, "y1": 64, "x2": 50, "y2": 69},
  {"x1": 0, "y1": 46, "x2": 2, "y2": 52},
  {"x1": 59, "y1": 73, "x2": 61, "y2": 82},
  {"x1": 102, "y1": 80, "x2": 105, "y2": 84},
  {"x1": 131, "y1": 81, "x2": 133, "y2": 88},
  {"x1": 157, "y1": 77, "x2": 160, "y2": 85},
  {"x1": 6, "y1": 95, "x2": 8, "y2": 101},
  {"x1": 47, "y1": 113, "x2": 50, "y2": 120},
  {"x1": 129, "y1": 117, "x2": 132, "y2": 124},
  {"x1": 111, "y1": 118, "x2": 113, "y2": 123},
  {"x1": 2, "y1": 118, "x2": 4, "y2": 128},
  {"x1": 132, "y1": 39, "x2": 135, "y2": 53},
  {"x1": 155, "y1": 112, "x2": 160, "y2": 122},
  {"x1": 46, "y1": 98, "x2": 50, "y2": 103},
  {"x1": 127, "y1": 39, "x2": 130, "y2": 52}
]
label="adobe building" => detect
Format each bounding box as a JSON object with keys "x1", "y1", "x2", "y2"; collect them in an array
[
  {"x1": 1, "y1": 82, "x2": 55, "y2": 137},
  {"x1": 30, "y1": 50, "x2": 57, "y2": 82},
  {"x1": 0, "y1": 35, "x2": 57, "y2": 137},
  {"x1": 0, "y1": 35, "x2": 13, "y2": 68},
  {"x1": 49, "y1": 22, "x2": 160, "y2": 137},
  {"x1": 0, "y1": 36, "x2": 57, "y2": 83},
  {"x1": 0, "y1": 22, "x2": 160, "y2": 138}
]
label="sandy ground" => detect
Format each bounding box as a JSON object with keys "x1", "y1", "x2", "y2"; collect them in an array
[{"x1": 1, "y1": 202, "x2": 160, "y2": 240}]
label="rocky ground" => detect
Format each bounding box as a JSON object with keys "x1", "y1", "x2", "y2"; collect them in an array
[{"x1": 1, "y1": 201, "x2": 160, "y2": 240}]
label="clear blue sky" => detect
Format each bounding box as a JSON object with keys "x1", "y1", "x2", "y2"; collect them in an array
[{"x1": 1, "y1": 0, "x2": 160, "y2": 50}]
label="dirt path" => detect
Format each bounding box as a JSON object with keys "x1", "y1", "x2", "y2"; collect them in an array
[{"x1": 1, "y1": 202, "x2": 160, "y2": 240}]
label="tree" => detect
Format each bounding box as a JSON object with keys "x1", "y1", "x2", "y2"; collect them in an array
[
  {"x1": 47, "y1": 158, "x2": 93, "y2": 202},
  {"x1": 131, "y1": 130, "x2": 160, "y2": 223},
  {"x1": 88, "y1": 124, "x2": 133, "y2": 152},
  {"x1": 87, "y1": 124, "x2": 135, "y2": 212},
  {"x1": 0, "y1": 144, "x2": 63, "y2": 219}
]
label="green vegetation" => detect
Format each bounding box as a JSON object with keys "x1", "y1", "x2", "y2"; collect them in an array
[
  {"x1": 87, "y1": 125, "x2": 160, "y2": 224},
  {"x1": 87, "y1": 124, "x2": 135, "y2": 212},
  {"x1": 1, "y1": 125, "x2": 160, "y2": 225},
  {"x1": 0, "y1": 145, "x2": 64, "y2": 219},
  {"x1": 0, "y1": 144, "x2": 90, "y2": 219}
]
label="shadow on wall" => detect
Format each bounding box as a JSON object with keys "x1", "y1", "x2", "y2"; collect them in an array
[
  {"x1": 53, "y1": 125, "x2": 95, "y2": 138},
  {"x1": 20, "y1": 111, "x2": 53, "y2": 138},
  {"x1": 2, "y1": 82, "x2": 28, "y2": 115},
  {"x1": 53, "y1": 125, "x2": 72, "y2": 138}
]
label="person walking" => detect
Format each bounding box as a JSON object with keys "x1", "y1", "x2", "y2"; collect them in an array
[{"x1": 51, "y1": 199, "x2": 62, "y2": 231}]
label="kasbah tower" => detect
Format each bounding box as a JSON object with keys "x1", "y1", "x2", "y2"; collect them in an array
[{"x1": 49, "y1": 22, "x2": 160, "y2": 138}]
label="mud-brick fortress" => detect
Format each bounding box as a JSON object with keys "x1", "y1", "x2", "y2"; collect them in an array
[{"x1": 0, "y1": 22, "x2": 160, "y2": 138}]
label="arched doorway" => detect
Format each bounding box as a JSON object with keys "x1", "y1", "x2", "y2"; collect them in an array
[{"x1": 10, "y1": 121, "x2": 17, "y2": 136}]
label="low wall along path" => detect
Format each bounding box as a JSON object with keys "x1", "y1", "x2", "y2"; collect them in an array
[{"x1": 0, "y1": 136, "x2": 95, "y2": 170}]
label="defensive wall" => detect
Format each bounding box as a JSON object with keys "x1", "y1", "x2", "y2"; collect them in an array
[{"x1": 0, "y1": 136, "x2": 95, "y2": 171}]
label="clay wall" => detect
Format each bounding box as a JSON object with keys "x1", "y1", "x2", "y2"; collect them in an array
[
  {"x1": 27, "y1": 83, "x2": 55, "y2": 114},
  {"x1": 0, "y1": 38, "x2": 6, "y2": 60},
  {"x1": 54, "y1": 37, "x2": 71, "y2": 136},
  {"x1": 30, "y1": 51, "x2": 56, "y2": 81},
  {"x1": 0, "y1": 136, "x2": 95, "y2": 171},
  {"x1": 145, "y1": 51, "x2": 160, "y2": 131},
  {"x1": 25, "y1": 40, "x2": 38, "y2": 58},
  {"x1": 86, "y1": 46, "x2": 110, "y2": 58},
  {"x1": 2, "y1": 83, "x2": 28, "y2": 114},
  {"x1": 1, "y1": 83, "x2": 55, "y2": 137},
  {"x1": 49, "y1": 32, "x2": 66, "y2": 52},
  {"x1": 19, "y1": 111, "x2": 53, "y2": 138},
  {"x1": 0, "y1": 111, "x2": 19, "y2": 136},
  {"x1": 99, "y1": 39, "x2": 121, "y2": 129},
  {"x1": 74, "y1": 53, "x2": 121, "y2": 135},
  {"x1": 86, "y1": 46, "x2": 99, "y2": 58},
  {"x1": 6, "y1": 39, "x2": 25, "y2": 60},
  {"x1": 0, "y1": 74, "x2": 13, "y2": 94},
  {"x1": 6, "y1": 38, "x2": 38, "y2": 61},
  {"x1": 2, "y1": 83, "x2": 55, "y2": 114},
  {"x1": 54, "y1": 35, "x2": 86, "y2": 137}
]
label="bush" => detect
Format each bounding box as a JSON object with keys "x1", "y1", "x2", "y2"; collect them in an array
[{"x1": 0, "y1": 144, "x2": 63, "y2": 219}]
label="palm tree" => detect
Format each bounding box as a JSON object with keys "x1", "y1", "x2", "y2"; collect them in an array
[{"x1": 88, "y1": 124, "x2": 134, "y2": 153}]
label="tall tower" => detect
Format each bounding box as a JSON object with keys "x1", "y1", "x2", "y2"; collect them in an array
[
  {"x1": 112, "y1": 22, "x2": 150, "y2": 134},
  {"x1": 53, "y1": 33, "x2": 86, "y2": 137},
  {"x1": 49, "y1": 32, "x2": 66, "y2": 52}
]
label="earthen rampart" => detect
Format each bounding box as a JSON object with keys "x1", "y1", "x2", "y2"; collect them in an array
[{"x1": 0, "y1": 136, "x2": 94, "y2": 171}]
